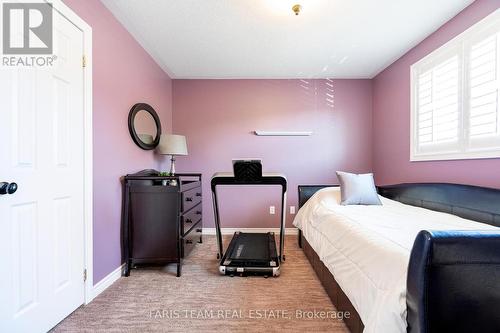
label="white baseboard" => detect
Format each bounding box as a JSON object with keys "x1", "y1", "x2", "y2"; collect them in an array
[
  {"x1": 89, "y1": 263, "x2": 124, "y2": 302},
  {"x1": 203, "y1": 228, "x2": 298, "y2": 235}
]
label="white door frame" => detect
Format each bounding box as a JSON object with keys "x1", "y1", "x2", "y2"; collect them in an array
[{"x1": 48, "y1": 0, "x2": 94, "y2": 304}]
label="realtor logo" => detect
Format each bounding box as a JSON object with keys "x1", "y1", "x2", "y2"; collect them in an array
[{"x1": 2, "y1": 2, "x2": 53, "y2": 54}]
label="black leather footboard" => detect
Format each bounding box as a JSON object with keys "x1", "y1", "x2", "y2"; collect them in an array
[
  {"x1": 407, "y1": 230, "x2": 500, "y2": 333},
  {"x1": 298, "y1": 183, "x2": 500, "y2": 333}
]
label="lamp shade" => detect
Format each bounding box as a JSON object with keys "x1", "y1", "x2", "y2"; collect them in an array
[{"x1": 157, "y1": 134, "x2": 188, "y2": 156}]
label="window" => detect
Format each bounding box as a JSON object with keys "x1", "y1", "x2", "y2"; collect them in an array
[{"x1": 411, "y1": 10, "x2": 500, "y2": 161}]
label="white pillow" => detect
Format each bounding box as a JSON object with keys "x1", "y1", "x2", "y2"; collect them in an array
[{"x1": 336, "y1": 171, "x2": 382, "y2": 205}]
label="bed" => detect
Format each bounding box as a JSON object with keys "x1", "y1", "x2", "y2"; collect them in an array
[{"x1": 294, "y1": 183, "x2": 500, "y2": 333}]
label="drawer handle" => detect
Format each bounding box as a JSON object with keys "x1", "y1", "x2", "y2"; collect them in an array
[
  {"x1": 196, "y1": 211, "x2": 202, "y2": 215},
  {"x1": 185, "y1": 218, "x2": 193, "y2": 223},
  {"x1": 196, "y1": 228, "x2": 202, "y2": 233},
  {"x1": 185, "y1": 197, "x2": 193, "y2": 202},
  {"x1": 196, "y1": 192, "x2": 202, "y2": 197},
  {"x1": 185, "y1": 239, "x2": 193, "y2": 244}
]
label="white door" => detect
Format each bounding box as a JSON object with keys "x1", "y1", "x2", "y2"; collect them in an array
[{"x1": 0, "y1": 4, "x2": 86, "y2": 332}]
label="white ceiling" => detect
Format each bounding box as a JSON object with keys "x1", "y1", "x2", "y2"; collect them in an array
[{"x1": 101, "y1": 0, "x2": 474, "y2": 79}]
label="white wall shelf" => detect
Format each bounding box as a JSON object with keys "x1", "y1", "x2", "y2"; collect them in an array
[{"x1": 254, "y1": 131, "x2": 313, "y2": 136}]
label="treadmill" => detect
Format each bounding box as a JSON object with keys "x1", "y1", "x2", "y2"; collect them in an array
[{"x1": 211, "y1": 161, "x2": 286, "y2": 277}]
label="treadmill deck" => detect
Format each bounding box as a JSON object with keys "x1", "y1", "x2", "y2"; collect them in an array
[{"x1": 219, "y1": 232, "x2": 280, "y2": 277}]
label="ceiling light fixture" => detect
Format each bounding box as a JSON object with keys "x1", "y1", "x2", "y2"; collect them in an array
[{"x1": 292, "y1": 4, "x2": 301, "y2": 16}]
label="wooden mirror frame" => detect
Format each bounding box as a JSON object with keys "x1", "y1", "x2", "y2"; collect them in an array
[{"x1": 128, "y1": 103, "x2": 162, "y2": 150}]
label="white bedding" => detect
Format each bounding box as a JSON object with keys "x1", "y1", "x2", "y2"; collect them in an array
[{"x1": 293, "y1": 187, "x2": 498, "y2": 333}]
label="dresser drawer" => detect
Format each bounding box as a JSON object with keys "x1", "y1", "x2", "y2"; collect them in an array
[
  {"x1": 180, "y1": 180, "x2": 201, "y2": 192},
  {"x1": 182, "y1": 186, "x2": 202, "y2": 212},
  {"x1": 182, "y1": 222, "x2": 202, "y2": 258},
  {"x1": 181, "y1": 202, "x2": 202, "y2": 235}
]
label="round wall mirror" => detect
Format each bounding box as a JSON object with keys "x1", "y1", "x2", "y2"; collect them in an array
[{"x1": 128, "y1": 103, "x2": 162, "y2": 150}]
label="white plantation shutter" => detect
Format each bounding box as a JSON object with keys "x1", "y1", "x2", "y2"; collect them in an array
[
  {"x1": 411, "y1": 10, "x2": 500, "y2": 161},
  {"x1": 417, "y1": 55, "x2": 460, "y2": 147},
  {"x1": 413, "y1": 49, "x2": 462, "y2": 157},
  {"x1": 417, "y1": 71, "x2": 433, "y2": 144},
  {"x1": 467, "y1": 32, "x2": 500, "y2": 149}
]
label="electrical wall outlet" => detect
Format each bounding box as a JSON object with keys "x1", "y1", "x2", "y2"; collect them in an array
[
  {"x1": 290, "y1": 206, "x2": 296, "y2": 214},
  {"x1": 269, "y1": 206, "x2": 275, "y2": 215}
]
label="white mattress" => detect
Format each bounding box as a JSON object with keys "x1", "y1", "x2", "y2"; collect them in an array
[{"x1": 293, "y1": 187, "x2": 498, "y2": 333}]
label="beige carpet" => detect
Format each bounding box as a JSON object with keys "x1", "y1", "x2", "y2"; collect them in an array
[{"x1": 53, "y1": 235, "x2": 349, "y2": 332}]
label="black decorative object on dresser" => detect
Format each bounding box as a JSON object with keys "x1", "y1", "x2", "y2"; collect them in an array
[{"x1": 123, "y1": 169, "x2": 202, "y2": 277}]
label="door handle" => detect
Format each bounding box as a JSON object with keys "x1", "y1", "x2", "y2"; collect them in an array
[{"x1": 0, "y1": 182, "x2": 17, "y2": 195}]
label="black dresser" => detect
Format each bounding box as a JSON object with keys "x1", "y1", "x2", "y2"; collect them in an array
[{"x1": 122, "y1": 170, "x2": 202, "y2": 277}]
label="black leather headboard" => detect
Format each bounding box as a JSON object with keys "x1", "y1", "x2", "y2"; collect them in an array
[
  {"x1": 298, "y1": 185, "x2": 336, "y2": 208},
  {"x1": 298, "y1": 183, "x2": 500, "y2": 227},
  {"x1": 378, "y1": 183, "x2": 500, "y2": 227}
]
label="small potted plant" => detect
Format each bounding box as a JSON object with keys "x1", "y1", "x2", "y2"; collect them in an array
[{"x1": 158, "y1": 171, "x2": 170, "y2": 186}]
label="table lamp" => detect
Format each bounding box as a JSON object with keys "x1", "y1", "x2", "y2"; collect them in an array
[{"x1": 157, "y1": 134, "x2": 188, "y2": 176}]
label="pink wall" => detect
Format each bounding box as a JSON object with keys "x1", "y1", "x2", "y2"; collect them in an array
[
  {"x1": 63, "y1": 0, "x2": 172, "y2": 284},
  {"x1": 62, "y1": 0, "x2": 499, "y2": 284},
  {"x1": 173, "y1": 79, "x2": 373, "y2": 228},
  {"x1": 373, "y1": 0, "x2": 500, "y2": 189}
]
